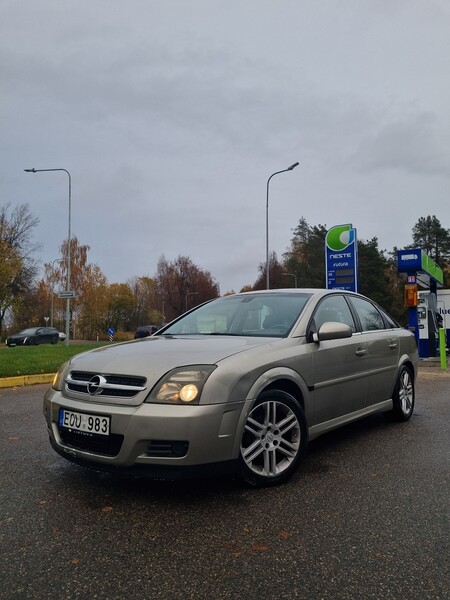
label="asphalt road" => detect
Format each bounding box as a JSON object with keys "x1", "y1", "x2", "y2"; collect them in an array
[{"x1": 1, "y1": 371, "x2": 449, "y2": 600}]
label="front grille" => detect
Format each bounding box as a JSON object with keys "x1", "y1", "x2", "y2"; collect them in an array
[
  {"x1": 146, "y1": 440, "x2": 189, "y2": 458},
  {"x1": 66, "y1": 371, "x2": 147, "y2": 398},
  {"x1": 59, "y1": 428, "x2": 124, "y2": 456}
]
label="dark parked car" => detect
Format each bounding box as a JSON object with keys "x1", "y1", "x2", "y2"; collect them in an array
[
  {"x1": 134, "y1": 325, "x2": 159, "y2": 339},
  {"x1": 6, "y1": 327, "x2": 60, "y2": 347},
  {"x1": 45, "y1": 289, "x2": 418, "y2": 487}
]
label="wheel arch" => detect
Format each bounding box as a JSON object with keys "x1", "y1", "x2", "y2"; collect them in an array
[
  {"x1": 231, "y1": 368, "x2": 309, "y2": 460},
  {"x1": 246, "y1": 367, "x2": 308, "y2": 411},
  {"x1": 388, "y1": 358, "x2": 415, "y2": 400},
  {"x1": 390, "y1": 358, "x2": 416, "y2": 421},
  {"x1": 395, "y1": 357, "x2": 417, "y2": 387}
]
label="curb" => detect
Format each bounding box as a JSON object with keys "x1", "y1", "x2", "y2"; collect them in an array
[{"x1": 0, "y1": 373, "x2": 55, "y2": 389}]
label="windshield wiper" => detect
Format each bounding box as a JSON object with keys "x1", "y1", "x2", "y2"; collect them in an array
[{"x1": 201, "y1": 332, "x2": 241, "y2": 336}]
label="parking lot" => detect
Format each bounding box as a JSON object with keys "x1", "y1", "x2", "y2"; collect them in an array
[{"x1": 1, "y1": 370, "x2": 449, "y2": 600}]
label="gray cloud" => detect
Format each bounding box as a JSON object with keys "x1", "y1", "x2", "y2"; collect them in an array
[{"x1": 2, "y1": 0, "x2": 450, "y2": 293}]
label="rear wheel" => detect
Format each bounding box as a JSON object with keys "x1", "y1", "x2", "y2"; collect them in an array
[
  {"x1": 390, "y1": 366, "x2": 415, "y2": 421},
  {"x1": 239, "y1": 390, "x2": 308, "y2": 487}
]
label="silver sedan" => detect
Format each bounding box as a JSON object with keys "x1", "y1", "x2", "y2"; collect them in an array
[{"x1": 44, "y1": 289, "x2": 418, "y2": 487}]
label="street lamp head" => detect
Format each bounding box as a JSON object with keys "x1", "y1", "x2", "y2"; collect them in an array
[
  {"x1": 287, "y1": 162, "x2": 299, "y2": 171},
  {"x1": 24, "y1": 168, "x2": 37, "y2": 173}
]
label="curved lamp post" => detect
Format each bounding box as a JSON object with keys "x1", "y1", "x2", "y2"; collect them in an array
[
  {"x1": 266, "y1": 162, "x2": 299, "y2": 289},
  {"x1": 25, "y1": 168, "x2": 72, "y2": 345},
  {"x1": 282, "y1": 272, "x2": 298, "y2": 288},
  {"x1": 185, "y1": 291, "x2": 199, "y2": 312}
]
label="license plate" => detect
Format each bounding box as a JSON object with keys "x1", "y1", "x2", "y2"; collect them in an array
[{"x1": 59, "y1": 409, "x2": 110, "y2": 436}]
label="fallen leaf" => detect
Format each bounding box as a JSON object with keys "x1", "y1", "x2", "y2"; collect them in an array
[
  {"x1": 252, "y1": 545, "x2": 269, "y2": 552},
  {"x1": 71, "y1": 559, "x2": 80, "y2": 566},
  {"x1": 101, "y1": 506, "x2": 113, "y2": 513},
  {"x1": 279, "y1": 531, "x2": 290, "y2": 539}
]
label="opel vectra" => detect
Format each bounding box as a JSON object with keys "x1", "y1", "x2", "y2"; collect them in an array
[{"x1": 44, "y1": 289, "x2": 418, "y2": 486}]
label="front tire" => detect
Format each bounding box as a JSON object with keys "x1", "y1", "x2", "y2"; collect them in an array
[
  {"x1": 239, "y1": 390, "x2": 308, "y2": 487},
  {"x1": 390, "y1": 366, "x2": 415, "y2": 421}
]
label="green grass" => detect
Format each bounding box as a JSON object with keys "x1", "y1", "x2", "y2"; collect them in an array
[{"x1": 0, "y1": 342, "x2": 109, "y2": 378}]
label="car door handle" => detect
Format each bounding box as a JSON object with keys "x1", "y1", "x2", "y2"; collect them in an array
[
  {"x1": 355, "y1": 347, "x2": 367, "y2": 357},
  {"x1": 389, "y1": 341, "x2": 398, "y2": 350}
]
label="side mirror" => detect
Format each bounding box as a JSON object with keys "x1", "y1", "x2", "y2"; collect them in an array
[{"x1": 313, "y1": 322, "x2": 353, "y2": 343}]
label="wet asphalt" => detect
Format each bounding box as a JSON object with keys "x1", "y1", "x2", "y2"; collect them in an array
[{"x1": 0, "y1": 370, "x2": 449, "y2": 600}]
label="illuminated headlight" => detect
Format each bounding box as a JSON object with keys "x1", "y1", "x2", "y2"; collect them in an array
[
  {"x1": 147, "y1": 365, "x2": 217, "y2": 404},
  {"x1": 52, "y1": 361, "x2": 69, "y2": 391}
]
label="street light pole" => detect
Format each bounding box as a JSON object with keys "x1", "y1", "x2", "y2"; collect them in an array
[
  {"x1": 266, "y1": 162, "x2": 299, "y2": 290},
  {"x1": 282, "y1": 272, "x2": 298, "y2": 288},
  {"x1": 25, "y1": 168, "x2": 72, "y2": 345},
  {"x1": 50, "y1": 258, "x2": 64, "y2": 327},
  {"x1": 185, "y1": 292, "x2": 199, "y2": 312}
]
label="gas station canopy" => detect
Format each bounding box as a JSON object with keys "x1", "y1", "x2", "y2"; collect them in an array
[{"x1": 397, "y1": 249, "x2": 444, "y2": 288}]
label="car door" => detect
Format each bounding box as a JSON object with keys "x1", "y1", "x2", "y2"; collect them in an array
[
  {"x1": 308, "y1": 294, "x2": 369, "y2": 425},
  {"x1": 347, "y1": 296, "x2": 399, "y2": 407}
]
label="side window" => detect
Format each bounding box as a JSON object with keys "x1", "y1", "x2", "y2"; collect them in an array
[
  {"x1": 313, "y1": 295, "x2": 356, "y2": 332},
  {"x1": 379, "y1": 308, "x2": 399, "y2": 329},
  {"x1": 351, "y1": 297, "x2": 385, "y2": 331}
]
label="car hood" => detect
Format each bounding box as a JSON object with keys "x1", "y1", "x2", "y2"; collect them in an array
[{"x1": 68, "y1": 335, "x2": 275, "y2": 379}]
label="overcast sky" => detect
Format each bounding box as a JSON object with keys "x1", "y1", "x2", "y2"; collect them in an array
[{"x1": 2, "y1": 0, "x2": 449, "y2": 293}]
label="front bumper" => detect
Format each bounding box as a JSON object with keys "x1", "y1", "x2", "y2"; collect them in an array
[{"x1": 43, "y1": 388, "x2": 247, "y2": 473}]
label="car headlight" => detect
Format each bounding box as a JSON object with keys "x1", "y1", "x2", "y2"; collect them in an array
[
  {"x1": 146, "y1": 365, "x2": 217, "y2": 405},
  {"x1": 52, "y1": 361, "x2": 69, "y2": 391}
]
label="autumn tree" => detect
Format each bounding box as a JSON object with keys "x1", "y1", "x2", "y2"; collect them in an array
[
  {"x1": 156, "y1": 255, "x2": 220, "y2": 321},
  {"x1": 77, "y1": 265, "x2": 109, "y2": 339},
  {"x1": 252, "y1": 252, "x2": 285, "y2": 290},
  {"x1": 10, "y1": 280, "x2": 53, "y2": 331},
  {"x1": 129, "y1": 276, "x2": 161, "y2": 327},
  {"x1": 41, "y1": 237, "x2": 108, "y2": 339},
  {"x1": 105, "y1": 283, "x2": 136, "y2": 332},
  {"x1": 48, "y1": 236, "x2": 90, "y2": 315},
  {"x1": 0, "y1": 203, "x2": 39, "y2": 339}
]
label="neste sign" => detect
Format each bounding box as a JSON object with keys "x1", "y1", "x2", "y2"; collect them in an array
[{"x1": 325, "y1": 224, "x2": 358, "y2": 292}]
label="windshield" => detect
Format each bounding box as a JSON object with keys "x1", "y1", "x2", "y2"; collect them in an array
[
  {"x1": 161, "y1": 293, "x2": 311, "y2": 337},
  {"x1": 19, "y1": 328, "x2": 38, "y2": 335}
]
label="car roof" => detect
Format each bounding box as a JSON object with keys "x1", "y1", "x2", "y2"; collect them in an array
[{"x1": 224, "y1": 288, "x2": 360, "y2": 299}]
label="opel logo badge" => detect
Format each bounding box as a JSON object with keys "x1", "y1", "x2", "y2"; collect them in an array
[{"x1": 87, "y1": 375, "x2": 107, "y2": 396}]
